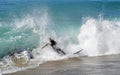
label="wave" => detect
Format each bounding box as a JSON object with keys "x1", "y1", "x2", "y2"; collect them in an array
[
  {"x1": 0, "y1": 8, "x2": 66, "y2": 74},
  {"x1": 1, "y1": 17, "x2": 120, "y2": 74},
  {"x1": 0, "y1": 8, "x2": 120, "y2": 74},
  {"x1": 78, "y1": 17, "x2": 120, "y2": 56}
]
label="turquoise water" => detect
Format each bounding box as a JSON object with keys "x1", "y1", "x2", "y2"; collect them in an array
[
  {"x1": 0, "y1": 1, "x2": 120, "y2": 74},
  {"x1": 0, "y1": 0, "x2": 120, "y2": 58}
]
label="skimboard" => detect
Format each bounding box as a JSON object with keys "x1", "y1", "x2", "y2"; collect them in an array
[
  {"x1": 58, "y1": 49, "x2": 83, "y2": 56},
  {"x1": 73, "y1": 49, "x2": 83, "y2": 55}
]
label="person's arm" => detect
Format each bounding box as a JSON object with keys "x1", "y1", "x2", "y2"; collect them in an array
[{"x1": 41, "y1": 43, "x2": 50, "y2": 50}]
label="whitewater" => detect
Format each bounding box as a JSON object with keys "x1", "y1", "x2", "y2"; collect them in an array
[
  {"x1": 1, "y1": 16, "x2": 120, "y2": 75},
  {"x1": 0, "y1": 1, "x2": 120, "y2": 75}
]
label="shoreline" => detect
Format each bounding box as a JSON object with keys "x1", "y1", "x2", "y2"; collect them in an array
[
  {"x1": 4, "y1": 57, "x2": 81, "y2": 75},
  {"x1": 4, "y1": 54, "x2": 120, "y2": 75}
]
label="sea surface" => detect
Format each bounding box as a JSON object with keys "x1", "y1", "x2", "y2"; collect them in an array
[{"x1": 0, "y1": 0, "x2": 120, "y2": 74}]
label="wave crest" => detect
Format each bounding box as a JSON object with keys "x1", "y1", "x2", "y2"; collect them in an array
[{"x1": 78, "y1": 18, "x2": 120, "y2": 56}]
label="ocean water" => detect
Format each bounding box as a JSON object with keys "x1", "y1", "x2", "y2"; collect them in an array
[{"x1": 0, "y1": 0, "x2": 120, "y2": 74}]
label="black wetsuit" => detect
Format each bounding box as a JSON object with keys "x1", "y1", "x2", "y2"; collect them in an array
[
  {"x1": 50, "y1": 39, "x2": 57, "y2": 47},
  {"x1": 50, "y1": 39, "x2": 66, "y2": 55}
]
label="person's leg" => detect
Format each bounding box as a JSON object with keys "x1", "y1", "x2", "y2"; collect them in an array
[
  {"x1": 53, "y1": 47, "x2": 61, "y2": 54},
  {"x1": 58, "y1": 49, "x2": 66, "y2": 55},
  {"x1": 53, "y1": 46, "x2": 66, "y2": 55},
  {"x1": 56, "y1": 49, "x2": 61, "y2": 54}
]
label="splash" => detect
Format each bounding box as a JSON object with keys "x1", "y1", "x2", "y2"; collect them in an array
[
  {"x1": 0, "y1": 8, "x2": 56, "y2": 74},
  {"x1": 1, "y1": 15, "x2": 120, "y2": 74},
  {"x1": 1, "y1": 7, "x2": 120, "y2": 75},
  {"x1": 78, "y1": 17, "x2": 120, "y2": 56}
]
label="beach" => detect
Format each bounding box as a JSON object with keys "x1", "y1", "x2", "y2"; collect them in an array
[{"x1": 4, "y1": 54, "x2": 120, "y2": 75}]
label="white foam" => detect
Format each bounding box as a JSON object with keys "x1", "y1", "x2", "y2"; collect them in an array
[
  {"x1": 2, "y1": 9, "x2": 120, "y2": 74},
  {"x1": 0, "y1": 8, "x2": 54, "y2": 74},
  {"x1": 78, "y1": 17, "x2": 120, "y2": 56}
]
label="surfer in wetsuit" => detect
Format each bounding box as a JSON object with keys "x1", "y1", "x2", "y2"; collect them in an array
[{"x1": 41, "y1": 38, "x2": 66, "y2": 55}]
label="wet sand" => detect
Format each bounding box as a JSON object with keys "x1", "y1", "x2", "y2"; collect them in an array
[{"x1": 4, "y1": 55, "x2": 120, "y2": 75}]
